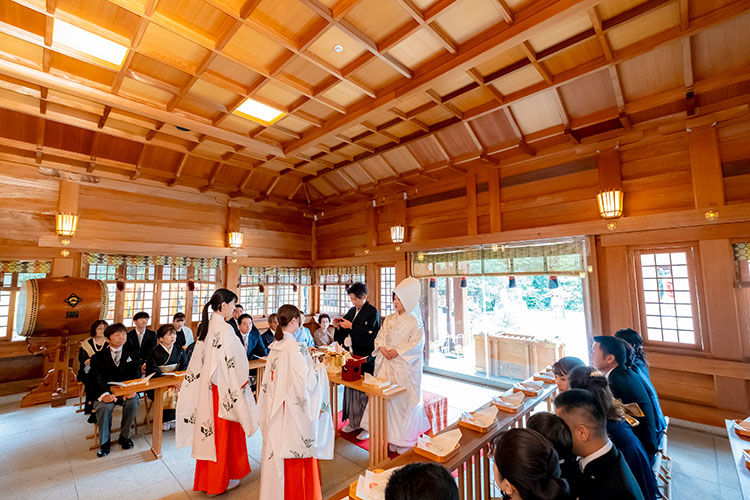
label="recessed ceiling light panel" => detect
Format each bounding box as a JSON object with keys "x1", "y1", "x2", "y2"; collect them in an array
[
  {"x1": 233, "y1": 98, "x2": 285, "y2": 126},
  {"x1": 52, "y1": 19, "x2": 128, "y2": 67}
]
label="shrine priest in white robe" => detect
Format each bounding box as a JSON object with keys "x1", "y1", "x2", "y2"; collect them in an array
[
  {"x1": 361, "y1": 277, "x2": 430, "y2": 454},
  {"x1": 175, "y1": 288, "x2": 260, "y2": 496},
  {"x1": 258, "y1": 304, "x2": 335, "y2": 500}
]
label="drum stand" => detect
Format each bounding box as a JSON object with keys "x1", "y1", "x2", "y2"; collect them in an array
[{"x1": 21, "y1": 330, "x2": 78, "y2": 408}]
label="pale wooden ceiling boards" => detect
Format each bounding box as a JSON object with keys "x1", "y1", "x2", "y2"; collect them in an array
[{"x1": 0, "y1": 0, "x2": 747, "y2": 210}]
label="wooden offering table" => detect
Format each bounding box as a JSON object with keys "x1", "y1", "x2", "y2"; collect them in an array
[
  {"x1": 328, "y1": 372, "x2": 407, "y2": 467},
  {"x1": 111, "y1": 372, "x2": 184, "y2": 459},
  {"x1": 248, "y1": 357, "x2": 267, "y2": 401},
  {"x1": 329, "y1": 381, "x2": 557, "y2": 500},
  {"x1": 724, "y1": 420, "x2": 750, "y2": 499}
]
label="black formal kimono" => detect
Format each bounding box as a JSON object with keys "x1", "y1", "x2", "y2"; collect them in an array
[
  {"x1": 577, "y1": 444, "x2": 645, "y2": 500},
  {"x1": 334, "y1": 301, "x2": 381, "y2": 429},
  {"x1": 77, "y1": 338, "x2": 109, "y2": 415},
  {"x1": 125, "y1": 328, "x2": 157, "y2": 364},
  {"x1": 608, "y1": 365, "x2": 660, "y2": 458},
  {"x1": 145, "y1": 344, "x2": 189, "y2": 422}
]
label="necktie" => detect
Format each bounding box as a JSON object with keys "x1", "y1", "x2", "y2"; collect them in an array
[{"x1": 114, "y1": 350, "x2": 121, "y2": 366}]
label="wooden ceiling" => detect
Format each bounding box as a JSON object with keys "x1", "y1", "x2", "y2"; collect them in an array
[{"x1": 0, "y1": 0, "x2": 748, "y2": 210}]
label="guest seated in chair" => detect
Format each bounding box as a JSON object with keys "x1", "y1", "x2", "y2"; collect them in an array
[
  {"x1": 146, "y1": 324, "x2": 189, "y2": 431},
  {"x1": 555, "y1": 389, "x2": 644, "y2": 500},
  {"x1": 89, "y1": 323, "x2": 141, "y2": 458},
  {"x1": 527, "y1": 412, "x2": 581, "y2": 496},
  {"x1": 294, "y1": 310, "x2": 315, "y2": 347},
  {"x1": 385, "y1": 462, "x2": 458, "y2": 500},
  {"x1": 313, "y1": 313, "x2": 335, "y2": 347},
  {"x1": 237, "y1": 313, "x2": 268, "y2": 360},
  {"x1": 261, "y1": 313, "x2": 277, "y2": 348},
  {"x1": 126, "y1": 311, "x2": 156, "y2": 373},
  {"x1": 77, "y1": 319, "x2": 109, "y2": 419},
  {"x1": 172, "y1": 312, "x2": 194, "y2": 349},
  {"x1": 551, "y1": 356, "x2": 584, "y2": 392}
]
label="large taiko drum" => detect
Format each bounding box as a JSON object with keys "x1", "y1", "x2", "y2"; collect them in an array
[{"x1": 15, "y1": 277, "x2": 109, "y2": 337}]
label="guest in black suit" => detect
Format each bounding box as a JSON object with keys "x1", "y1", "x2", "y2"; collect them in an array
[
  {"x1": 527, "y1": 412, "x2": 581, "y2": 497},
  {"x1": 226, "y1": 304, "x2": 243, "y2": 336},
  {"x1": 491, "y1": 428, "x2": 569, "y2": 500},
  {"x1": 592, "y1": 336, "x2": 659, "y2": 459},
  {"x1": 237, "y1": 313, "x2": 268, "y2": 360},
  {"x1": 172, "y1": 312, "x2": 194, "y2": 349},
  {"x1": 260, "y1": 313, "x2": 277, "y2": 348},
  {"x1": 555, "y1": 389, "x2": 644, "y2": 500},
  {"x1": 385, "y1": 462, "x2": 458, "y2": 500},
  {"x1": 146, "y1": 324, "x2": 189, "y2": 431},
  {"x1": 126, "y1": 311, "x2": 156, "y2": 371},
  {"x1": 89, "y1": 323, "x2": 141, "y2": 458},
  {"x1": 334, "y1": 282, "x2": 381, "y2": 440}
]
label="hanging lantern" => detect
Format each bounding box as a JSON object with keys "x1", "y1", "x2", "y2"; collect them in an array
[
  {"x1": 322, "y1": 284, "x2": 327, "y2": 291},
  {"x1": 417, "y1": 251, "x2": 425, "y2": 262},
  {"x1": 259, "y1": 284, "x2": 264, "y2": 294},
  {"x1": 597, "y1": 190, "x2": 623, "y2": 219},
  {"x1": 429, "y1": 277, "x2": 436, "y2": 289},
  {"x1": 460, "y1": 276, "x2": 467, "y2": 288},
  {"x1": 55, "y1": 212, "x2": 78, "y2": 238},
  {"x1": 292, "y1": 284, "x2": 298, "y2": 292},
  {"x1": 508, "y1": 276, "x2": 516, "y2": 288},
  {"x1": 390, "y1": 225, "x2": 405, "y2": 244},
  {"x1": 228, "y1": 231, "x2": 244, "y2": 248},
  {"x1": 549, "y1": 276, "x2": 559, "y2": 289}
]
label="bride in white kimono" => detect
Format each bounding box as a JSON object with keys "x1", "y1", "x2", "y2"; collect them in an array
[
  {"x1": 258, "y1": 304, "x2": 334, "y2": 500},
  {"x1": 361, "y1": 277, "x2": 430, "y2": 454},
  {"x1": 175, "y1": 288, "x2": 259, "y2": 495}
]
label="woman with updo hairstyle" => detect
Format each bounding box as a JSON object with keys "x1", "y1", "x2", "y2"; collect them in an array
[
  {"x1": 78, "y1": 319, "x2": 109, "y2": 417},
  {"x1": 615, "y1": 328, "x2": 649, "y2": 379},
  {"x1": 492, "y1": 428, "x2": 569, "y2": 500},
  {"x1": 258, "y1": 304, "x2": 335, "y2": 500},
  {"x1": 567, "y1": 365, "x2": 659, "y2": 499}
]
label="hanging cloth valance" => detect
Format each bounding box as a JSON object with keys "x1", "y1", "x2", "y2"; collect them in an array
[
  {"x1": 0, "y1": 260, "x2": 51, "y2": 273},
  {"x1": 411, "y1": 241, "x2": 584, "y2": 278},
  {"x1": 314, "y1": 265, "x2": 367, "y2": 285},
  {"x1": 86, "y1": 253, "x2": 221, "y2": 270},
  {"x1": 238, "y1": 266, "x2": 312, "y2": 285}
]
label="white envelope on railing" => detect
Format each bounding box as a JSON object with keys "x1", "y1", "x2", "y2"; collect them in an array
[
  {"x1": 462, "y1": 406, "x2": 498, "y2": 427},
  {"x1": 363, "y1": 373, "x2": 390, "y2": 388},
  {"x1": 493, "y1": 390, "x2": 524, "y2": 408},
  {"x1": 518, "y1": 381, "x2": 543, "y2": 391},
  {"x1": 355, "y1": 467, "x2": 401, "y2": 500},
  {"x1": 736, "y1": 416, "x2": 750, "y2": 432},
  {"x1": 417, "y1": 429, "x2": 462, "y2": 456}
]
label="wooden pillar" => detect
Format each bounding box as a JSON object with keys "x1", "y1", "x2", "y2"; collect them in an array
[
  {"x1": 489, "y1": 168, "x2": 501, "y2": 233},
  {"x1": 366, "y1": 204, "x2": 377, "y2": 249},
  {"x1": 688, "y1": 126, "x2": 725, "y2": 209},
  {"x1": 395, "y1": 254, "x2": 408, "y2": 282},
  {"x1": 466, "y1": 172, "x2": 478, "y2": 235},
  {"x1": 453, "y1": 277, "x2": 467, "y2": 347},
  {"x1": 446, "y1": 278, "x2": 454, "y2": 339},
  {"x1": 54, "y1": 178, "x2": 80, "y2": 270},
  {"x1": 597, "y1": 148, "x2": 622, "y2": 192},
  {"x1": 225, "y1": 205, "x2": 241, "y2": 293}
]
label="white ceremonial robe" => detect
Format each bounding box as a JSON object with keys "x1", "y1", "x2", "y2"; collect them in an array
[
  {"x1": 258, "y1": 331, "x2": 335, "y2": 499},
  {"x1": 361, "y1": 310, "x2": 430, "y2": 447},
  {"x1": 175, "y1": 312, "x2": 260, "y2": 461}
]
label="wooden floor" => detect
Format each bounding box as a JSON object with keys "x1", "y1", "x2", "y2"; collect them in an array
[{"x1": 0, "y1": 376, "x2": 742, "y2": 500}]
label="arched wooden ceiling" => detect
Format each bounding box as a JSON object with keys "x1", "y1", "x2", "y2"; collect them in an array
[{"x1": 0, "y1": 0, "x2": 748, "y2": 210}]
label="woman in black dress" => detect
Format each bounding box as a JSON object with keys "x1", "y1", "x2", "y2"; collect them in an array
[
  {"x1": 78, "y1": 320, "x2": 109, "y2": 418},
  {"x1": 146, "y1": 324, "x2": 188, "y2": 430}
]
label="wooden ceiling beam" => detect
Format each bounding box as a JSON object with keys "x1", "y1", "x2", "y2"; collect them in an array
[
  {"x1": 426, "y1": 89, "x2": 463, "y2": 119},
  {"x1": 390, "y1": 108, "x2": 429, "y2": 132},
  {"x1": 288, "y1": 181, "x2": 304, "y2": 200},
  {"x1": 362, "y1": 123, "x2": 401, "y2": 145},
  {"x1": 520, "y1": 41, "x2": 552, "y2": 85},
  {"x1": 87, "y1": 132, "x2": 101, "y2": 173},
  {"x1": 131, "y1": 145, "x2": 148, "y2": 180},
  {"x1": 466, "y1": 69, "x2": 505, "y2": 104},
  {"x1": 587, "y1": 6, "x2": 612, "y2": 62},
  {"x1": 394, "y1": 0, "x2": 458, "y2": 54},
  {"x1": 683, "y1": 37, "x2": 695, "y2": 116},
  {"x1": 35, "y1": 114, "x2": 45, "y2": 165},
  {"x1": 493, "y1": 0, "x2": 514, "y2": 24},
  {"x1": 335, "y1": 134, "x2": 376, "y2": 153}
]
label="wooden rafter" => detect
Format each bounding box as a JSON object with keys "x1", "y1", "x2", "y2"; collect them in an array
[
  {"x1": 394, "y1": 0, "x2": 458, "y2": 54},
  {"x1": 520, "y1": 41, "x2": 552, "y2": 85},
  {"x1": 426, "y1": 89, "x2": 463, "y2": 119},
  {"x1": 131, "y1": 145, "x2": 148, "y2": 180},
  {"x1": 87, "y1": 132, "x2": 101, "y2": 173},
  {"x1": 587, "y1": 6, "x2": 612, "y2": 62},
  {"x1": 493, "y1": 0, "x2": 514, "y2": 24},
  {"x1": 111, "y1": 0, "x2": 158, "y2": 94}
]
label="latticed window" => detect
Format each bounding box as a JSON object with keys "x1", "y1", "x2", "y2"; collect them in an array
[
  {"x1": 321, "y1": 285, "x2": 351, "y2": 316},
  {"x1": 379, "y1": 266, "x2": 396, "y2": 316},
  {"x1": 633, "y1": 248, "x2": 701, "y2": 346},
  {"x1": 237, "y1": 267, "x2": 312, "y2": 317},
  {"x1": 0, "y1": 261, "x2": 51, "y2": 340}
]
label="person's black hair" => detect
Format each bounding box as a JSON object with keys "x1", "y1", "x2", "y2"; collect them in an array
[
  {"x1": 238, "y1": 313, "x2": 252, "y2": 326},
  {"x1": 276, "y1": 304, "x2": 300, "y2": 341},
  {"x1": 103, "y1": 323, "x2": 127, "y2": 339},
  {"x1": 593, "y1": 335, "x2": 627, "y2": 366},
  {"x1": 384, "y1": 462, "x2": 458, "y2": 500},
  {"x1": 567, "y1": 365, "x2": 626, "y2": 421},
  {"x1": 551, "y1": 356, "x2": 584, "y2": 377},
  {"x1": 554, "y1": 388, "x2": 607, "y2": 438},
  {"x1": 346, "y1": 282, "x2": 368, "y2": 298},
  {"x1": 615, "y1": 328, "x2": 647, "y2": 367},
  {"x1": 89, "y1": 319, "x2": 108, "y2": 338},
  {"x1": 268, "y1": 313, "x2": 278, "y2": 323},
  {"x1": 235, "y1": 304, "x2": 244, "y2": 310},
  {"x1": 196, "y1": 288, "x2": 239, "y2": 341},
  {"x1": 492, "y1": 428, "x2": 569, "y2": 500},
  {"x1": 173, "y1": 312, "x2": 185, "y2": 321},
  {"x1": 133, "y1": 311, "x2": 150, "y2": 322},
  {"x1": 526, "y1": 412, "x2": 572, "y2": 460},
  {"x1": 156, "y1": 323, "x2": 176, "y2": 339},
  {"x1": 318, "y1": 313, "x2": 330, "y2": 323}
]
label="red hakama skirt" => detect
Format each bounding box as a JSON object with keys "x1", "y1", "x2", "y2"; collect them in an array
[
  {"x1": 284, "y1": 457, "x2": 322, "y2": 500},
  {"x1": 193, "y1": 385, "x2": 251, "y2": 495}
]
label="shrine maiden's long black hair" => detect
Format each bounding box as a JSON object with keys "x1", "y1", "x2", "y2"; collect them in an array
[
  {"x1": 197, "y1": 288, "x2": 238, "y2": 341},
  {"x1": 275, "y1": 304, "x2": 300, "y2": 341}
]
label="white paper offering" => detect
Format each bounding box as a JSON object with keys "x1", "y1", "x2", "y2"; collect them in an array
[
  {"x1": 742, "y1": 449, "x2": 750, "y2": 463},
  {"x1": 461, "y1": 406, "x2": 498, "y2": 427},
  {"x1": 355, "y1": 468, "x2": 401, "y2": 500},
  {"x1": 519, "y1": 381, "x2": 543, "y2": 391},
  {"x1": 736, "y1": 416, "x2": 750, "y2": 431},
  {"x1": 417, "y1": 428, "x2": 462, "y2": 456},
  {"x1": 363, "y1": 373, "x2": 390, "y2": 388},
  {"x1": 108, "y1": 372, "x2": 154, "y2": 387},
  {"x1": 329, "y1": 341, "x2": 345, "y2": 354},
  {"x1": 493, "y1": 390, "x2": 524, "y2": 408}
]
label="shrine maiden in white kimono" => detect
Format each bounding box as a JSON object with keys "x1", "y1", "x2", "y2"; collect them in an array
[
  {"x1": 361, "y1": 277, "x2": 430, "y2": 449},
  {"x1": 175, "y1": 311, "x2": 259, "y2": 461},
  {"x1": 258, "y1": 330, "x2": 335, "y2": 499}
]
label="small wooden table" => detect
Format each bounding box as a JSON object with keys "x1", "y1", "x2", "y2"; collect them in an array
[
  {"x1": 328, "y1": 372, "x2": 407, "y2": 467},
  {"x1": 111, "y1": 372, "x2": 185, "y2": 459},
  {"x1": 248, "y1": 357, "x2": 267, "y2": 401},
  {"x1": 724, "y1": 419, "x2": 750, "y2": 498}
]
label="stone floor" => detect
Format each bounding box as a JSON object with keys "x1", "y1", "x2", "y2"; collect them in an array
[{"x1": 0, "y1": 375, "x2": 743, "y2": 500}]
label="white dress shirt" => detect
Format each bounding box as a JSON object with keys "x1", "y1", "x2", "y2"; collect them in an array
[{"x1": 578, "y1": 440, "x2": 613, "y2": 472}]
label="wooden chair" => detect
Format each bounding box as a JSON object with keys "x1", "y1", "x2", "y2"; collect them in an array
[
  {"x1": 654, "y1": 417, "x2": 672, "y2": 500},
  {"x1": 76, "y1": 382, "x2": 85, "y2": 413}
]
